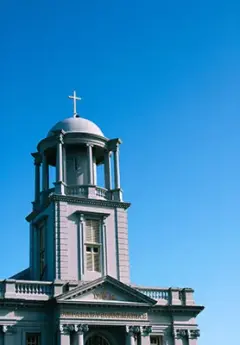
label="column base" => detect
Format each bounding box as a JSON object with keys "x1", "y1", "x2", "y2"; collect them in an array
[
  {"x1": 54, "y1": 181, "x2": 65, "y2": 195},
  {"x1": 111, "y1": 188, "x2": 123, "y2": 202}
]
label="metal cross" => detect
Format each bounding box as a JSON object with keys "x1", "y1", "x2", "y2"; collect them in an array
[{"x1": 68, "y1": 90, "x2": 82, "y2": 117}]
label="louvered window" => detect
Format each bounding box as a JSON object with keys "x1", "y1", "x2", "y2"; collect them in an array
[
  {"x1": 85, "y1": 219, "x2": 101, "y2": 272},
  {"x1": 26, "y1": 333, "x2": 41, "y2": 345}
]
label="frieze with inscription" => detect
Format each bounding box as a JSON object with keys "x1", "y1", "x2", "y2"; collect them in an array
[{"x1": 61, "y1": 312, "x2": 148, "y2": 321}]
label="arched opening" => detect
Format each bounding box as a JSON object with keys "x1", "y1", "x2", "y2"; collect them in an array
[{"x1": 85, "y1": 334, "x2": 110, "y2": 345}]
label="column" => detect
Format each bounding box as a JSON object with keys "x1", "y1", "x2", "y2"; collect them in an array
[
  {"x1": 127, "y1": 333, "x2": 135, "y2": 345},
  {"x1": 126, "y1": 326, "x2": 136, "y2": 345},
  {"x1": 0, "y1": 327, "x2": 3, "y2": 345},
  {"x1": 113, "y1": 144, "x2": 121, "y2": 189},
  {"x1": 188, "y1": 330, "x2": 200, "y2": 345},
  {"x1": 173, "y1": 329, "x2": 188, "y2": 345},
  {"x1": 104, "y1": 150, "x2": 112, "y2": 190},
  {"x1": 59, "y1": 325, "x2": 70, "y2": 345},
  {"x1": 76, "y1": 324, "x2": 89, "y2": 345},
  {"x1": 55, "y1": 133, "x2": 65, "y2": 195},
  {"x1": 32, "y1": 153, "x2": 41, "y2": 204},
  {"x1": 141, "y1": 336, "x2": 150, "y2": 345},
  {"x1": 141, "y1": 326, "x2": 152, "y2": 345},
  {"x1": 3, "y1": 325, "x2": 14, "y2": 345},
  {"x1": 62, "y1": 145, "x2": 67, "y2": 184},
  {"x1": 56, "y1": 134, "x2": 63, "y2": 182},
  {"x1": 87, "y1": 144, "x2": 93, "y2": 185},
  {"x1": 42, "y1": 152, "x2": 49, "y2": 191}
]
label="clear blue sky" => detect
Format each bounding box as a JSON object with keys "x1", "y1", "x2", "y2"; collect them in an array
[{"x1": 1, "y1": 1, "x2": 240, "y2": 344}]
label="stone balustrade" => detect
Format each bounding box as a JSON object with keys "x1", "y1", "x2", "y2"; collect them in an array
[
  {"x1": 2, "y1": 280, "x2": 53, "y2": 300},
  {"x1": 66, "y1": 185, "x2": 88, "y2": 197},
  {"x1": 36, "y1": 184, "x2": 117, "y2": 204},
  {"x1": 95, "y1": 186, "x2": 108, "y2": 199},
  {"x1": 64, "y1": 185, "x2": 108, "y2": 200},
  {"x1": 135, "y1": 286, "x2": 195, "y2": 306},
  {"x1": 0, "y1": 280, "x2": 195, "y2": 305}
]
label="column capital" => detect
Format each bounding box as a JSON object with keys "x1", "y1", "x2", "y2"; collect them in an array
[
  {"x1": 2, "y1": 325, "x2": 14, "y2": 333},
  {"x1": 57, "y1": 133, "x2": 64, "y2": 144},
  {"x1": 32, "y1": 152, "x2": 42, "y2": 166},
  {"x1": 189, "y1": 329, "x2": 200, "y2": 339},
  {"x1": 76, "y1": 324, "x2": 89, "y2": 334},
  {"x1": 102, "y1": 215, "x2": 108, "y2": 225},
  {"x1": 173, "y1": 329, "x2": 189, "y2": 339},
  {"x1": 107, "y1": 138, "x2": 122, "y2": 152},
  {"x1": 59, "y1": 324, "x2": 70, "y2": 335},
  {"x1": 86, "y1": 143, "x2": 94, "y2": 147},
  {"x1": 112, "y1": 143, "x2": 120, "y2": 152},
  {"x1": 141, "y1": 326, "x2": 152, "y2": 336},
  {"x1": 126, "y1": 326, "x2": 141, "y2": 338},
  {"x1": 59, "y1": 324, "x2": 89, "y2": 335}
]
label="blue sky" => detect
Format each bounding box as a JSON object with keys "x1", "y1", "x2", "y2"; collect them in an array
[{"x1": 1, "y1": 1, "x2": 240, "y2": 344}]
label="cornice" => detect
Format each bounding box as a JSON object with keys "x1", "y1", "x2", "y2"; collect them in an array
[
  {"x1": 49, "y1": 194, "x2": 131, "y2": 210},
  {"x1": 37, "y1": 131, "x2": 109, "y2": 152},
  {"x1": 26, "y1": 194, "x2": 130, "y2": 222},
  {"x1": 151, "y1": 305, "x2": 204, "y2": 316}
]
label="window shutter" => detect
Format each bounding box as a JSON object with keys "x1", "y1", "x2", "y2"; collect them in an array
[
  {"x1": 94, "y1": 252, "x2": 100, "y2": 272},
  {"x1": 85, "y1": 220, "x2": 100, "y2": 243},
  {"x1": 85, "y1": 220, "x2": 92, "y2": 242},
  {"x1": 92, "y1": 220, "x2": 100, "y2": 243},
  {"x1": 86, "y1": 252, "x2": 93, "y2": 271}
]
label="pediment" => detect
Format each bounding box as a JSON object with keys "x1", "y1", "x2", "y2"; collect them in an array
[{"x1": 57, "y1": 276, "x2": 156, "y2": 306}]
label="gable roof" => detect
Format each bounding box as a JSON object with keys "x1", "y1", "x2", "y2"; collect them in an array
[{"x1": 56, "y1": 275, "x2": 156, "y2": 306}]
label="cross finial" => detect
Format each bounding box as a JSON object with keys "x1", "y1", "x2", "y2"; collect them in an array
[{"x1": 68, "y1": 90, "x2": 82, "y2": 117}]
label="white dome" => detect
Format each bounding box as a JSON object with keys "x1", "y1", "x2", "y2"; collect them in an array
[{"x1": 48, "y1": 116, "x2": 104, "y2": 137}]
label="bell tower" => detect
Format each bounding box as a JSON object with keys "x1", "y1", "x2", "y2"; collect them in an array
[{"x1": 27, "y1": 91, "x2": 130, "y2": 283}]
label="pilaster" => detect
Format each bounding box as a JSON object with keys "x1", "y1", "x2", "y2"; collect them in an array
[
  {"x1": 163, "y1": 328, "x2": 174, "y2": 345},
  {"x1": 54, "y1": 201, "x2": 69, "y2": 280},
  {"x1": 2, "y1": 325, "x2": 15, "y2": 345}
]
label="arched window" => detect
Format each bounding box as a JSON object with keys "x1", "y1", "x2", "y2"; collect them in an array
[{"x1": 85, "y1": 335, "x2": 110, "y2": 345}]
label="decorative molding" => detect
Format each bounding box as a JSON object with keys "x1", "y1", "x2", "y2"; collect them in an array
[
  {"x1": 31, "y1": 152, "x2": 42, "y2": 166},
  {"x1": 174, "y1": 329, "x2": 189, "y2": 339},
  {"x1": 190, "y1": 329, "x2": 200, "y2": 339},
  {"x1": 126, "y1": 326, "x2": 141, "y2": 339},
  {"x1": 49, "y1": 194, "x2": 131, "y2": 209},
  {"x1": 141, "y1": 326, "x2": 152, "y2": 336},
  {"x1": 59, "y1": 324, "x2": 89, "y2": 335},
  {"x1": 173, "y1": 329, "x2": 200, "y2": 339},
  {"x1": 2, "y1": 325, "x2": 14, "y2": 333},
  {"x1": 93, "y1": 290, "x2": 116, "y2": 301},
  {"x1": 61, "y1": 312, "x2": 148, "y2": 321}
]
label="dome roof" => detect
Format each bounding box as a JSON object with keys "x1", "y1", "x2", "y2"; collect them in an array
[{"x1": 48, "y1": 116, "x2": 104, "y2": 137}]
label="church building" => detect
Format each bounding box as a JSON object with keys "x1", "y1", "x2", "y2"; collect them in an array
[{"x1": 0, "y1": 92, "x2": 204, "y2": 345}]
